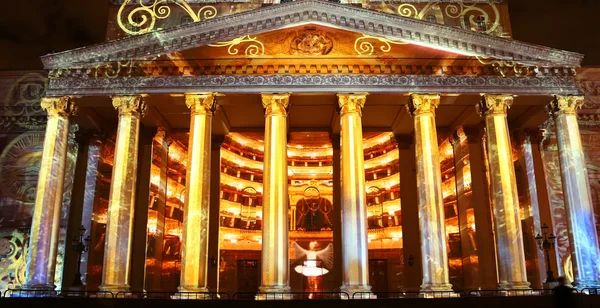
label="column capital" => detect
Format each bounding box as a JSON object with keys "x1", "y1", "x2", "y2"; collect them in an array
[
  {"x1": 112, "y1": 95, "x2": 146, "y2": 117},
  {"x1": 185, "y1": 93, "x2": 217, "y2": 115},
  {"x1": 477, "y1": 94, "x2": 513, "y2": 116},
  {"x1": 337, "y1": 93, "x2": 367, "y2": 115},
  {"x1": 546, "y1": 95, "x2": 584, "y2": 117},
  {"x1": 261, "y1": 93, "x2": 290, "y2": 115},
  {"x1": 407, "y1": 93, "x2": 440, "y2": 117},
  {"x1": 41, "y1": 96, "x2": 76, "y2": 118}
]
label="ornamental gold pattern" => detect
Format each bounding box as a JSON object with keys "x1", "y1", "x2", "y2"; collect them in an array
[
  {"x1": 261, "y1": 93, "x2": 290, "y2": 115},
  {"x1": 337, "y1": 93, "x2": 367, "y2": 116},
  {"x1": 397, "y1": 1, "x2": 500, "y2": 35},
  {"x1": 94, "y1": 59, "x2": 134, "y2": 79},
  {"x1": 476, "y1": 94, "x2": 513, "y2": 116},
  {"x1": 546, "y1": 95, "x2": 585, "y2": 116},
  {"x1": 40, "y1": 97, "x2": 75, "y2": 118},
  {"x1": 112, "y1": 95, "x2": 146, "y2": 117},
  {"x1": 354, "y1": 35, "x2": 409, "y2": 56},
  {"x1": 117, "y1": 0, "x2": 217, "y2": 35},
  {"x1": 476, "y1": 56, "x2": 535, "y2": 77},
  {"x1": 185, "y1": 93, "x2": 217, "y2": 115},
  {"x1": 407, "y1": 93, "x2": 440, "y2": 116},
  {"x1": 208, "y1": 35, "x2": 265, "y2": 57}
]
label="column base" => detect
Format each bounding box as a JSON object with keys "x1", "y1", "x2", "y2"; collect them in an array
[
  {"x1": 177, "y1": 286, "x2": 210, "y2": 293},
  {"x1": 11, "y1": 284, "x2": 56, "y2": 298},
  {"x1": 99, "y1": 284, "x2": 130, "y2": 294},
  {"x1": 21, "y1": 283, "x2": 55, "y2": 291},
  {"x1": 340, "y1": 284, "x2": 374, "y2": 299},
  {"x1": 172, "y1": 286, "x2": 211, "y2": 300},
  {"x1": 256, "y1": 285, "x2": 291, "y2": 300},
  {"x1": 496, "y1": 281, "x2": 533, "y2": 296},
  {"x1": 498, "y1": 281, "x2": 531, "y2": 290},
  {"x1": 574, "y1": 279, "x2": 600, "y2": 290},
  {"x1": 419, "y1": 283, "x2": 456, "y2": 297}
]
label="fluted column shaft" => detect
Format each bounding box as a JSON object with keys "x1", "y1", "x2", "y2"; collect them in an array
[
  {"x1": 179, "y1": 93, "x2": 216, "y2": 292},
  {"x1": 338, "y1": 93, "x2": 371, "y2": 295},
  {"x1": 24, "y1": 97, "x2": 75, "y2": 290},
  {"x1": 477, "y1": 95, "x2": 530, "y2": 290},
  {"x1": 547, "y1": 96, "x2": 600, "y2": 288},
  {"x1": 259, "y1": 93, "x2": 291, "y2": 293},
  {"x1": 99, "y1": 96, "x2": 145, "y2": 292},
  {"x1": 408, "y1": 94, "x2": 452, "y2": 292}
]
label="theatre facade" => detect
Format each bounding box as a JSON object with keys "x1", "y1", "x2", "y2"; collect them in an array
[{"x1": 1, "y1": 0, "x2": 600, "y2": 297}]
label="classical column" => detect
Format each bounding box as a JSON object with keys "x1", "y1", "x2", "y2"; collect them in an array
[
  {"x1": 477, "y1": 94, "x2": 530, "y2": 290},
  {"x1": 547, "y1": 95, "x2": 600, "y2": 288},
  {"x1": 259, "y1": 93, "x2": 291, "y2": 295},
  {"x1": 99, "y1": 96, "x2": 145, "y2": 292},
  {"x1": 407, "y1": 94, "x2": 452, "y2": 292},
  {"x1": 23, "y1": 97, "x2": 75, "y2": 290},
  {"x1": 179, "y1": 93, "x2": 217, "y2": 293},
  {"x1": 338, "y1": 93, "x2": 371, "y2": 296}
]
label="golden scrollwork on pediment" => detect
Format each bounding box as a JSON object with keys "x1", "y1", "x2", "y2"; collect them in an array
[
  {"x1": 208, "y1": 35, "x2": 265, "y2": 57},
  {"x1": 117, "y1": 0, "x2": 217, "y2": 35},
  {"x1": 354, "y1": 35, "x2": 409, "y2": 56},
  {"x1": 395, "y1": 1, "x2": 502, "y2": 36},
  {"x1": 475, "y1": 56, "x2": 538, "y2": 77}
]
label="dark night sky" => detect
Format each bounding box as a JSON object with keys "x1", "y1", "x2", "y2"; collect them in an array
[{"x1": 0, "y1": 0, "x2": 598, "y2": 69}]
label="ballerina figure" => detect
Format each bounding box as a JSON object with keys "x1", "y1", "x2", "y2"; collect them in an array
[{"x1": 293, "y1": 241, "x2": 334, "y2": 277}]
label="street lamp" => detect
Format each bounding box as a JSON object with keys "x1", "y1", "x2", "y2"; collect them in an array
[
  {"x1": 71, "y1": 225, "x2": 91, "y2": 286},
  {"x1": 535, "y1": 223, "x2": 557, "y2": 283}
]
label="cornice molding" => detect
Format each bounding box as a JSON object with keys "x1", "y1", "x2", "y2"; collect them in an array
[
  {"x1": 46, "y1": 74, "x2": 579, "y2": 97},
  {"x1": 41, "y1": 0, "x2": 582, "y2": 69}
]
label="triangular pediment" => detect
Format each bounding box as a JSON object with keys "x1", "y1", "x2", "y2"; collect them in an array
[{"x1": 41, "y1": 0, "x2": 582, "y2": 70}]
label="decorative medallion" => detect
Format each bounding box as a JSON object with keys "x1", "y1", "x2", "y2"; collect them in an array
[
  {"x1": 290, "y1": 30, "x2": 334, "y2": 56},
  {"x1": 0, "y1": 132, "x2": 44, "y2": 204}
]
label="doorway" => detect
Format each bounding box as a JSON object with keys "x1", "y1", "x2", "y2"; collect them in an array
[
  {"x1": 237, "y1": 260, "x2": 259, "y2": 298},
  {"x1": 369, "y1": 259, "x2": 388, "y2": 296}
]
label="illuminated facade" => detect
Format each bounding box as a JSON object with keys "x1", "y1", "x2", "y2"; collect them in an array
[{"x1": 2, "y1": 0, "x2": 600, "y2": 297}]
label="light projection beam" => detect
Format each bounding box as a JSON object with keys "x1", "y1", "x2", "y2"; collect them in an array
[
  {"x1": 23, "y1": 97, "x2": 75, "y2": 290},
  {"x1": 408, "y1": 94, "x2": 453, "y2": 292},
  {"x1": 478, "y1": 94, "x2": 530, "y2": 290},
  {"x1": 337, "y1": 93, "x2": 372, "y2": 296},
  {"x1": 178, "y1": 93, "x2": 216, "y2": 292},
  {"x1": 259, "y1": 93, "x2": 291, "y2": 295},
  {"x1": 548, "y1": 96, "x2": 600, "y2": 288},
  {"x1": 99, "y1": 96, "x2": 145, "y2": 293}
]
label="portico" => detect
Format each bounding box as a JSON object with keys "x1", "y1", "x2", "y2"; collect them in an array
[{"x1": 22, "y1": 0, "x2": 600, "y2": 297}]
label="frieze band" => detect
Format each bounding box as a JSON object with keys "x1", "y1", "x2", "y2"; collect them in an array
[{"x1": 46, "y1": 75, "x2": 579, "y2": 97}]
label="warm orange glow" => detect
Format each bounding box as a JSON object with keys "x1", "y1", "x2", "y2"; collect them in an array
[{"x1": 147, "y1": 210, "x2": 158, "y2": 235}]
